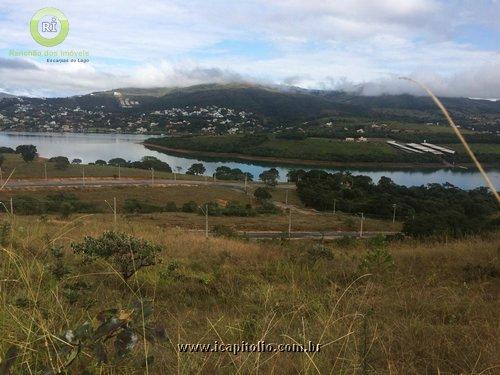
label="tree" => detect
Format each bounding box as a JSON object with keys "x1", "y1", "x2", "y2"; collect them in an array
[
  {"x1": 0, "y1": 154, "x2": 4, "y2": 167},
  {"x1": 108, "y1": 158, "x2": 127, "y2": 167},
  {"x1": 49, "y1": 156, "x2": 70, "y2": 170},
  {"x1": 72, "y1": 158, "x2": 82, "y2": 164},
  {"x1": 131, "y1": 156, "x2": 172, "y2": 172},
  {"x1": 15, "y1": 145, "x2": 37, "y2": 162},
  {"x1": 0, "y1": 147, "x2": 15, "y2": 154},
  {"x1": 95, "y1": 159, "x2": 107, "y2": 166},
  {"x1": 71, "y1": 231, "x2": 162, "y2": 280},
  {"x1": 259, "y1": 168, "x2": 279, "y2": 187},
  {"x1": 253, "y1": 187, "x2": 272, "y2": 201},
  {"x1": 186, "y1": 163, "x2": 206, "y2": 175}
]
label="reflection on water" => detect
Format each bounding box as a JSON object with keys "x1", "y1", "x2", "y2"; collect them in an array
[{"x1": 0, "y1": 132, "x2": 498, "y2": 190}]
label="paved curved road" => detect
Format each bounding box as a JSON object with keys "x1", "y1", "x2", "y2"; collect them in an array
[{"x1": 1, "y1": 177, "x2": 295, "y2": 191}]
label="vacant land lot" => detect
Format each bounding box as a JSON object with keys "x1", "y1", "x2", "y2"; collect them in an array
[{"x1": 0, "y1": 185, "x2": 396, "y2": 232}]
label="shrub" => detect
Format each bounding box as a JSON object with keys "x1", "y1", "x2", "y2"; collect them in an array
[
  {"x1": 182, "y1": 201, "x2": 199, "y2": 213},
  {"x1": 59, "y1": 202, "x2": 73, "y2": 218},
  {"x1": 306, "y1": 244, "x2": 334, "y2": 262},
  {"x1": 0, "y1": 146, "x2": 15, "y2": 154},
  {"x1": 334, "y1": 235, "x2": 357, "y2": 248},
  {"x1": 256, "y1": 200, "x2": 281, "y2": 214},
  {"x1": 11, "y1": 196, "x2": 46, "y2": 215},
  {"x1": 254, "y1": 187, "x2": 272, "y2": 201},
  {"x1": 123, "y1": 198, "x2": 162, "y2": 214},
  {"x1": 359, "y1": 236, "x2": 394, "y2": 272},
  {"x1": 164, "y1": 201, "x2": 178, "y2": 212},
  {"x1": 224, "y1": 201, "x2": 256, "y2": 217},
  {"x1": 200, "y1": 201, "x2": 223, "y2": 216},
  {"x1": 71, "y1": 231, "x2": 162, "y2": 279},
  {"x1": 212, "y1": 224, "x2": 238, "y2": 238}
]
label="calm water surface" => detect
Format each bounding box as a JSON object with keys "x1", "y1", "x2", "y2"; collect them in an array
[{"x1": 1, "y1": 132, "x2": 498, "y2": 190}]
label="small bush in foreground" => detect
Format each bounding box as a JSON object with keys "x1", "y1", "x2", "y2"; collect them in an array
[{"x1": 71, "y1": 231, "x2": 162, "y2": 280}]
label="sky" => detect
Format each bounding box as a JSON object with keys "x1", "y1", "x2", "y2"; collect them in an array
[{"x1": 0, "y1": 0, "x2": 499, "y2": 98}]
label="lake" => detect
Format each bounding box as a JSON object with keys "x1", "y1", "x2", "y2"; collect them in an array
[{"x1": 1, "y1": 132, "x2": 498, "y2": 190}]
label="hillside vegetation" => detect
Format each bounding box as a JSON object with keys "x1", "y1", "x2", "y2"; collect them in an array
[{"x1": 146, "y1": 134, "x2": 500, "y2": 165}]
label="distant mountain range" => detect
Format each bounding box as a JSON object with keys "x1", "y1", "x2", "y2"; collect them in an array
[
  {"x1": 96, "y1": 84, "x2": 500, "y2": 124},
  {"x1": 0, "y1": 92, "x2": 15, "y2": 99},
  {"x1": 3, "y1": 84, "x2": 500, "y2": 130}
]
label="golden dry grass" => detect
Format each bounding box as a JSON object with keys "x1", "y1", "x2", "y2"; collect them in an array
[{"x1": 0, "y1": 215, "x2": 498, "y2": 374}]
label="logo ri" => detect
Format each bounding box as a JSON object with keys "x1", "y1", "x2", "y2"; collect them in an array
[{"x1": 41, "y1": 17, "x2": 58, "y2": 32}]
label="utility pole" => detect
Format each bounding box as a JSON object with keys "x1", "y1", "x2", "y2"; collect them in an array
[
  {"x1": 204, "y1": 204, "x2": 209, "y2": 239},
  {"x1": 359, "y1": 212, "x2": 364, "y2": 237},
  {"x1": 113, "y1": 197, "x2": 117, "y2": 227},
  {"x1": 44, "y1": 163, "x2": 47, "y2": 180},
  {"x1": 392, "y1": 204, "x2": 397, "y2": 224},
  {"x1": 288, "y1": 207, "x2": 292, "y2": 239}
]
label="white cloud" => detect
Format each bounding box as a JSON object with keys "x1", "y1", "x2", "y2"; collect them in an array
[{"x1": 0, "y1": 0, "x2": 499, "y2": 98}]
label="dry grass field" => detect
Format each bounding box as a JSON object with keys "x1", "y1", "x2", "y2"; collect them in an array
[{"x1": 0, "y1": 214, "x2": 498, "y2": 374}]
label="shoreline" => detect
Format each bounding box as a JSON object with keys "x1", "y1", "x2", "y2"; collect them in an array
[{"x1": 143, "y1": 143, "x2": 495, "y2": 170}]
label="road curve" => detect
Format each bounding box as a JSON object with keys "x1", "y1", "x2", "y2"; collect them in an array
[
  {"x1": 190, "y1": 229, "x2": 400, "y2": 239},
  {"x1": 1, "y1": 177, "x2": 295, "y2": 191}
]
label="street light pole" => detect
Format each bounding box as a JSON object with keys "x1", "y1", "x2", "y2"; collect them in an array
[
  {"x1": 113, "y1": 197, "x2": 117, "y2": 227},
  {"x1": 204, "y1": 203, "x2": 209, "y2": 239}
]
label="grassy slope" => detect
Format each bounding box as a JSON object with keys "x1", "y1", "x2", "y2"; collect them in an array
[
  {"x1": 147, "y1": 136, "x2": 399, "y2": 160},
  {"x1": 0, "y1": 154, "x2": 203, "y2": 180},
  {"x1": 0, "y1": 216, "x2": 498, "y2": 373},
  {"x1": 147, "y1": 135, "x2": 500, "y2": 165}
]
